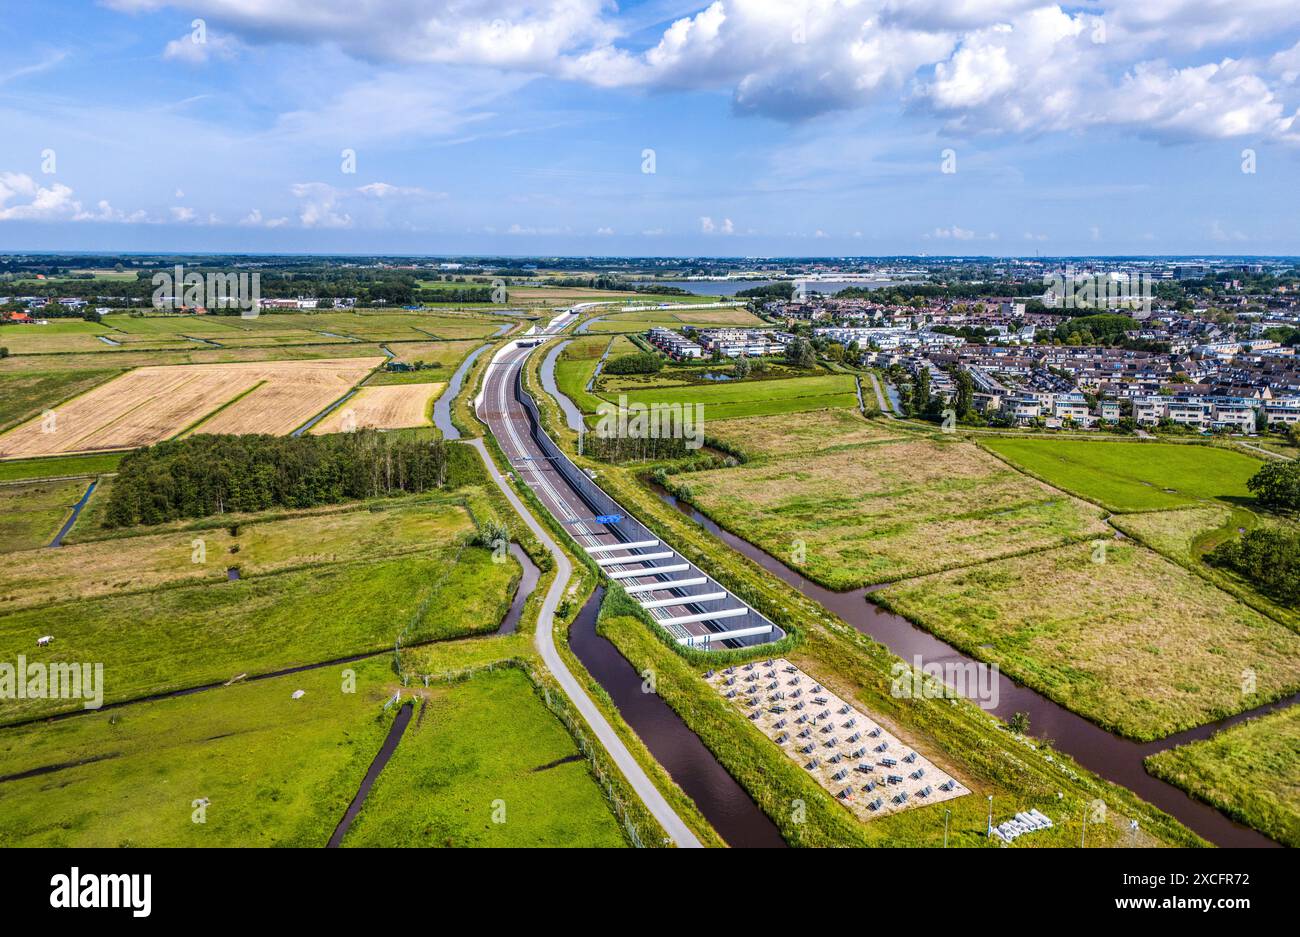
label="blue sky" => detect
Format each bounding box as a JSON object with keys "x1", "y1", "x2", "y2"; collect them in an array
[{"x1": 1, "y1": 1, "x2": 1299, "y2": 256}]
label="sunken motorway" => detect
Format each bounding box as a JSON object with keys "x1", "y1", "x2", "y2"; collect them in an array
[
  {"x1": 478, "y1": 322, "x2": 781, "y2": 651},
  {"x1": 475, "y1": 314, "x2": 717, "y2": 847}
]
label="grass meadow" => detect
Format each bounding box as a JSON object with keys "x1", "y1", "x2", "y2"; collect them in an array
[
  {"x1": 604, "y1": 372, "x2": 859, "y2": 422},
  {"x1": 0, "y1": 478, "x2": 89, "y2": 552},
  {"x1": 674, "y1": 437, "x2": 1108, "y2": 587},
  {"x1": 875, "y1": 540, "x2": 1300, "y2": 740},
  {"x1": 0, "y1": 509, "x2": 520, "y2": 722},
  {"x1": 1145, "y1": 706, "x2": 1300, "y2": 847},
  {"x1": 705, "y1": 408, "x2": 903, "y2": 458},
  {"x1": 0, "y1": 656, "x2": 399, "y2": 846},
  {"x1": 340, "y1": 667, "x2": 626, "y2": 847},
  {"x1": 979, "y1": 438, "x2": 1262, "y2": 512}
]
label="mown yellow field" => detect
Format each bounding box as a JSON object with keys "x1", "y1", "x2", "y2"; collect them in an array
[
  {"x1": 0, "y1": 358, "x2": 381, "y2": 457},
  {"x1": 310, "y1": 382, "x2": 443, "y2": 434}
]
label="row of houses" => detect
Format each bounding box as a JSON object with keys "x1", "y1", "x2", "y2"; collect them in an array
[
  {"x1": 990, "y1": 389, "x2": 1299, "y2": 430},
  {"x1": 647, "y1": 327, "x2": 793, "y2": 360},
  {"x1": 696, "y1": 328, "x2": 789, "y2": 357},
  {"x1": 647, "y1": 327, "x2": 703, "y2": 359}
]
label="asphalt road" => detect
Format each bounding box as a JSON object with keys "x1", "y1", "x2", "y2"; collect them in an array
[{"x1": 469, "y1": 318, "x2": 704, "y2": 846}]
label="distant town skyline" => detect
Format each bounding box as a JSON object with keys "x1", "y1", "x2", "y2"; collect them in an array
[{"x1": 2, "y1": 1, "x2": 1299, "y2": 255}]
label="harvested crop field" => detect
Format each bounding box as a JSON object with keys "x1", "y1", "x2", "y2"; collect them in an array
[
  {"x1": 673, "y1": 438, "x2": 1108, "y2": 587},
  {"x1": 0, "y1": 358, "x2": 381, "y2": 457},
  {"x1": 310, "y1": 383, "x2": 442, "y2": 434},
  {"x1": 876, "y1": 540, "x2": 1300, "y2": 740}
]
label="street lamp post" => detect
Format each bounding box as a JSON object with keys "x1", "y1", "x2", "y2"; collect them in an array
[
  {"x1": 986, "y1": 795, "x2": 993, "y2": 838},
  {"x1": 944, "y1": 809, "x2": 951, "y2": 848}
]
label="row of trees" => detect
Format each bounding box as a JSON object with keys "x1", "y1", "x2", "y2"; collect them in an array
[
  {"x1": 583, "y1": 432, "x2": 697, "y2": 464},
  {"x1": 103, "y1": 432, "x2": 466, "y2": 527}
]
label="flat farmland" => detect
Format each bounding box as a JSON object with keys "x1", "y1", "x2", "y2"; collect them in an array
[
  {"x1": 980, "y1": 438, "x2": 1262, "y2": 512},
  {"x1": 0, "y1": 331, "x2": 191, "y2": 354},
  {"x1": 310, "y1": 383, "x2": 442, "y2": 434},
  {"x1": 0, "y1": 535, "x2": 519, "y2": 722},
  {"x1": 1145, "y1": 706, "x2": 1300, "y2": 847},
  {"x1": 706, "y1": 408, "x2": 904, "y2": 457},
  {"x1": 341, "y1": 668, "x2": 626, "y2": 848},
  {"x1": 601, "y1": 373, "x2": 859, "y2": 421},
  {"x1": 0, "y1": 369, "x2": 122, "y2": 432},
  {"x1": 875, "y1": 540, "x2": 1300, "y2": 740},
  {"x1": 0, "y1": 343, "x2": 390, "y2": 374},
  {"x1": 0, "y1": 478, "x2": 90, "y2": 552},
  {"x1": 0, "y1": 358, "x2": 380, "y2": 457},
  {"x1": 0, "y1": 498, "x2": 468, "y2": 612},
  {"x1": 0, "y1": 656, "x2": 401, "y2": 847},
  {"x1": 365, "y1": 340, "x2": 483, "y2": 385},
  {"x1": 674, "y1": 438, "x2": 1108, "y2": 587},
  {"x1": 584, "y1": 305, "x2": 764, "y2": 332}
]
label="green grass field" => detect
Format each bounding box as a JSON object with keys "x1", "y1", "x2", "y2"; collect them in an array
[
  {"x1": 1145, "y1": 706, "x2": 1300, "y2": 847},
  {"x1": 0, "y1": 656, "x2": 398, "y2": 846},
  {"x1": 341, "y1": 667, "x2": 626, "y2": 847},
  {"x1": 553, "y1": 335, "x2": 610, "y2": 414},
  {"x1": 365, "y1": 340, "x2": 484, "y2": 386},
  {"x1": 876, "y1": 540, "x2": 1300, "y2": 740},
  {"x1": 980, "y1": 438, "x2": 1262, "y2": 512},
  {"x1": 0, "y1": 478, "x2": 89, "y2": 552},
  {"x1": 0, "y1": 647, "x2": 614, "y2": 847},
  {"x1": 0, "y1": 497, "x2": 471, "y2": 612},
  {"x1": 0, "y1": 532, "x2": 519, "y2": 722},
  {"x1": 705, "y1": 408, "x2": 902, "y2": 458},
  {"x1": 0, "y1": 452, "x2": 123, "y2": 482},
  {"x1": 674, "y1": 437, "x2": 1108, "y2": 587},
  {"x1": 601, "y1": 372, "x2": 859, "y2": 422}
]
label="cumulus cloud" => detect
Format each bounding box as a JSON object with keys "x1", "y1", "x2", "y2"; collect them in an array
[
  {"x1": 290, "y1": 182, "x2": 352, "y2": 229},
  {"x1": 103, "y1": 1, "x2": 1300, "y2": 142},
  {"x1": 0, "y1": 173, "x2": 147, "y2": 223},
  {"x1": 240, "y1": 208, "x2": 289, "y2": 228}
]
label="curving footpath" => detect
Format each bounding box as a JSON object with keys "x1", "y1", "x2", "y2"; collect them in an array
[{"x1": 464, "y1": 435, "x2": 703, "y2": 848}]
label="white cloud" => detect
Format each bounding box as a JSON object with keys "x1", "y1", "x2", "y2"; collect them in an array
[
  {"x1": 595, "y1": 226, "x2": 614, "y2": 235},
  {"x1": 1210, "y1": 219, "x2": 1248, "y2": 241},
  {"x1": 170, "y1": 205, "x2": 196, "y2": 222},
  {"x1": 0, "y1": 173, "x2": 78, "y2": 220},
  {"x1": 95, "y1": 1, "x2": 1300, "y2": 142},
  {"x1": 290, "y1": 182, "x2": 352, "y2": 229},
  {"x1": 240, "y1": 208, "x2": 289, "y2": 228},
  {"x1": 162, "y1": 31, "x2": 241, "y2": 64},
  {"x1": 357, "y1": 182, "x2": 445, "y2": 199},
  {"x1": 929, "y1": 225, "x2": 976, "y2": 240},
  {"x1": 0, "y1": 173, "x2": 152, "y2": 223}
]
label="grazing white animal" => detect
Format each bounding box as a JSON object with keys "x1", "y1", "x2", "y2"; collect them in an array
[
  {"x1": 36, "y1": 635, "x2": 53, "y2": 647},
  {"x1": 291, "y1": 689, "x2": 305, "y2": 700}
]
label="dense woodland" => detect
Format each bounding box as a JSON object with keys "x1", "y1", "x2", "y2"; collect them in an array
[
  {"x1": 1210, "y1": 527, "x2": 1300, "y2": 607},
  {"x1": 103, "y1": 431, "x2": 476, "y2": 526}
]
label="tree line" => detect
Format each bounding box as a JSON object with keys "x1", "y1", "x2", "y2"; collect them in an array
[{"x1": 103, "y1": 431, "x2": 474, "y2": 527}]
